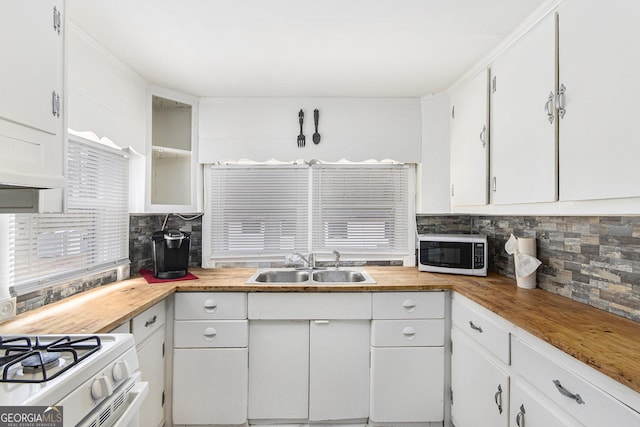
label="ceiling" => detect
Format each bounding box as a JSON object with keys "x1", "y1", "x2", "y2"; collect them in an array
[{"x1": 67, "y1": 0, "x2": 548, "y2": 98}]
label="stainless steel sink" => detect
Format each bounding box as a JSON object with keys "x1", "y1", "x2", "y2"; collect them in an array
[
  {"x1": 252, "y1": 270, "x2": 310, "y2": 283},
  {"x1": 246, "y1": 267, "x2": 375, "y2": 284},
  {"x1": 312, "y1": 270, "x2": 367, "y2": 283}
]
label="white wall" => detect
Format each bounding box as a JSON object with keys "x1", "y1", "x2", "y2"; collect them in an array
[
  {"x1": 418, "y1": 94, "x2": 451, "y2": 214},
  {"x1": 66, "y1": 23, "x2": 147, "y2": 154},
  {"x1": 199, "y1": 98, "x2": 421, "y2": 163}
]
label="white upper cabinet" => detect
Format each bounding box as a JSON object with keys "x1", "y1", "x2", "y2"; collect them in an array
[
  {"x1": 557, "y1": 0, "x2": 640, "y2": 201},
  {"x1": 490, "y1": 12, "x2": 557, "y2": 205},
  {"x1": 0, "y1": 0, "x2": 64, "y2": 189},
  {"x1": 450, "y1": 69, "x2": 490, "y2": 207},
  {"x1": 146, "y1": 87, "x2": 200, "y2": 213}
]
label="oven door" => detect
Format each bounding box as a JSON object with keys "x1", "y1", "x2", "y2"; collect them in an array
[
  {"x1": 419, "y1": 240, "x2": 474, "y2": 273},
  {"x1": 77, "y1": 372, "x2": 148, "y2": 427}
]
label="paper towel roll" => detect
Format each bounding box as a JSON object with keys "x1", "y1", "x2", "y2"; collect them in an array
[{"x1": 516, "y1": 237, "x2": 537, "y2": 289}]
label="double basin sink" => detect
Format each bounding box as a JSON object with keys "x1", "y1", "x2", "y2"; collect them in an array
[{"x1": 246, "y1": 267, "x2": 376, "y2": 285}]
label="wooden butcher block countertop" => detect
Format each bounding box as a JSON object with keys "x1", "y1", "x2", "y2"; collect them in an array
[{"x1": 1, "y1": 267, "x2": 639, "y2": 395}]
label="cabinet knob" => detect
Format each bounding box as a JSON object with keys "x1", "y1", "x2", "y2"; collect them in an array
[
  {"x1": 494, "y1": 384, "x2": 503, "y2": 414},
  {"x1": 516, "y1": 404, "x2": 526, "y2": 427},
  {"x1": 203, "y1": 327, "x2": 217, "y2": 339},
  {"x1": 203, "y1": 299, "x2": 217, "y2": 313},
  {"x1": 402, "y1": 299, "x2": 416, "y2": 312},
  {"x1": 402, "y1": 327, "x2": 416, "y2": 339},
  {"x1": 469, "y1": 320, "x2": 483, "y2": 333}
]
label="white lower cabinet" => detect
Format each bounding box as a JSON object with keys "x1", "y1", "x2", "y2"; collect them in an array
[
  {"x1": 248, "y1": 320, "x2": 310, "y2": 420},
  {"x1": 248, "y1": 292, "x2": 372, "y2": 424},
  {"x1": 173, "y1": 348, "x2": 248, "y2": 424},
  {"x1": 309, "y1": 319, "x2": 370, "y2": 421},
  {"x1": 370, "y1": 292, "x2": 446, "y2": 425},
  {"x1": 173, "y1": 292, "x2": 248, "y2": 426},
  {"x1": 131, "y1": 301, "x2": 167, "y2": 427},
  {"x1": 450, "y1": 328, "x2": 509, "y2": 427}
]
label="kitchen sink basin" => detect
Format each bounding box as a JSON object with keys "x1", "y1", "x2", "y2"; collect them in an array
[
  {"x1": 312, "y1": 270, "x2": 367, "y2": 283},
  {"x1": 246, "y1": 267, "x2": 376, "y2": 285},
  {"x1": 252, "y1": 270, "x2": 310, "y2": 283}
]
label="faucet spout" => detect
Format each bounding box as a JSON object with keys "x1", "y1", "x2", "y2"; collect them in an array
[{"x1": 332, "y1": 249, "x2": 340, "y2": 269}]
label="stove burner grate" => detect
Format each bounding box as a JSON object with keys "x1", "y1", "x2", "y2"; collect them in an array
[{"x1": 0, "y1": 335, "x2": 102, "y2": 383}]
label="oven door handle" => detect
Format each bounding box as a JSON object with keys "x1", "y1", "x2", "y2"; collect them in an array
[{"x1": 112, "y1": 381, "x2": 149, "y2": 427}]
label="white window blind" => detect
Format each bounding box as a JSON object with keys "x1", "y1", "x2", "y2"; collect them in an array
[
  {"x1": 311, "y1": 164, "x2": 409, "y2": 254},
  {"x1": 11, "y1": 139, "x2": 129, "y2": 293},
  {"x1": 207, "y1": 165, "x2": 309, "y2": 259},
  {"x1": 204, "y1": 162, "x2": 413, "y2": 265}
]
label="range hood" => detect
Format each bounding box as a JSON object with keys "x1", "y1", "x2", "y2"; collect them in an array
[{"x1": 0, "y1": 185, "x2": 62, "y2": 213}]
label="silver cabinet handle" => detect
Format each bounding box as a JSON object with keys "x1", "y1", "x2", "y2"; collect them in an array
[
  {"x1": 553, "y1": 379, "x2": 584, "y2": 404},
  {"x1": 479, "y1": 125, "x2": 487, "y2": 147},
  {"x1": 516, "y1": 404, "x2": 526, "y2": 427},
  {"x1": 555, "y1": 84, "x2": 566, "y2": 119},
  {"x1": 144, "y1": 315, "x2": 157, "y2": 327},
  {"x1": 469, "y1": 321, "x2": 483, "y2": 333},
  {"x1": 494, "y1": 384, "x2": 503, "y2": 414},
  {"x1": 545, "y1": 91, "x2": 555, "y2": 123}
]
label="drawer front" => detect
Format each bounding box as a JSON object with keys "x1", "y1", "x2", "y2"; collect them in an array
[
  {"x1": 174, "y1": 320, "x2": 248, "y2": 348},
  {"x1": 452, "y1": 297, "x2": 510, "y2": 364},
  {"x1": 512, "y1": 337, "x2": 640, "y2": 426},
  {"x1": 131, "y1": 300, "x2": 166, "y2": 345},
  {"x1": 372, "y1": 292, "x2": 445, "y2": 319},
  {"x1": 371, "y1": 319, "x2": 445, "y2": 347},
  {"x1": 175, "y1": 292, "x2": 247, "y2": 320},
  {"x1": 248, "y1": 292, "x2": 371, "y2": 319}
]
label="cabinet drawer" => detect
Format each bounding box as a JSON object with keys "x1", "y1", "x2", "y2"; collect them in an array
[
  {"x1": 131, "y1": 300, "x2": 166, "y2": 345},
  {"x1": 371, "y1": 320, "x2": 444, "y2": 347},
  {"x1": 175, "y1": 292, "x2": 247, "y2": 320},
  {"x1": 372, "y1": 292, "x2": 445, "y2": 319},
  {"x1": 512, "y1": 337, "x2": 640, "y2": 426},
  {"x1": 248, "y1": 292, "x2": 371, "y2": 319},
  {"x1": 174, "y1": 320, "x2": 248, "y2": 348},
  {"x1": 452, "y1": 296, "x2": 510, "y2": 364}
]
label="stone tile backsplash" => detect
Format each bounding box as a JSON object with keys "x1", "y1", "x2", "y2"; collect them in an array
[{"x1": 417, "y1": 215, "x2": 640, "y2": 322}]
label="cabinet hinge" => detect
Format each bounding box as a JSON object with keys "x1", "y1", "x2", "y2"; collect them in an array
[
  {"x1": 451, "y1": 105, "x2": 455, "y2": 119},
  {"x1": 53, "y1": 6, "x2": 62, "y2": 35},
  {"x1": 450, "y1": 339, "x2": 453, "y2": 354},
  {"x1": 162, "y1": 390, "x2": 165, "y2": 407},
  {"x1": 492, "y1": 76, "x2": 497, "y2": 93},
  {"x1": 451, "y1": 184, "x2": 455, "y2": 198},
  {"x1": 491, "y1": 176, "x2": 497, "y2": 192},
  {"x1": 162, "y1": 342, "x2": 165, "y2": 358},
  {"x1": 450, "y1": 388, "x2": 454, "y2": 405}
]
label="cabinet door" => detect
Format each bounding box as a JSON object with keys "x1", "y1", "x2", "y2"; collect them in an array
[
  {"x1": 137, "y1": 328, "x2": 165, "y2": 427},
  {"x1": 451, "y1": 328, "x2": 509, "y2": 427},
  {"x1": 510, "y1": 381, "x2": 577, "y2": 427},
  {"x1": 491, "y1": 12, "x2": 557, "y2": 204},
  {"x1": 173, "y1": 348, "x2": 248, "y2": 425},
  {"x1": 370, "y1": 346, "x2": 444, "y2": 423},
  {"x1": 0, "y1": 0, "x2": 64, "y2": 188},
  {"x1": 450, "y1": 69, "x2": 490, "y2": 207},
  {"x1": 558, "y1": 0, "x2": 640, "y2": 200},
  {"x1": 308, "y1": 320, "x2": 370, "y2": 421},
  {"x1": 248, "y1": 320, "x2": 309, "y2": 420}
]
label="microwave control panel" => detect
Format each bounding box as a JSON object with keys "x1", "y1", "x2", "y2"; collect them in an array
[{"x1": 474, "y1": 243, "x2": 485, "y2": 269}]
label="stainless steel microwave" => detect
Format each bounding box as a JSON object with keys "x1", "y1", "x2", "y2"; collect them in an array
[{"x1": 418, "y1": 234, "x2": 487, "y2": 276}]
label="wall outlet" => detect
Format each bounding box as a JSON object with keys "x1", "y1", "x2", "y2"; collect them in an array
[{"x1": 0, "y1": 297, "x2": 16, "y2": 321}]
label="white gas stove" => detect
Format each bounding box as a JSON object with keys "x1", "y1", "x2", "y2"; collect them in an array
[{"x1": 0, "y1": 334, "x2": 147, "y2": 427}]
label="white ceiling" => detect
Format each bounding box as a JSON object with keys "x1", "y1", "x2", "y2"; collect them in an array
[{"x1": 67, "y1": 0, "x2": 548, "y2": 98}]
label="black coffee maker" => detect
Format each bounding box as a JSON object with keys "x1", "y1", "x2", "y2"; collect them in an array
[{"x1": 151, "y1": 230, "x2": 191, "y2": 279}]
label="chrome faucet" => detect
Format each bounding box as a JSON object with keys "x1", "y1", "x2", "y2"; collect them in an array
[
  {"x1": 293, "y1": 252, "x2": 316, "y2": 269},
  {"x1": 332, "y1": 249, "x2": 340, "y2": 269}
]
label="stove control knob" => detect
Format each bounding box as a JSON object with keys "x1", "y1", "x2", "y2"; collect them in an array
[
  {"x1": 112, "y1": 360, "x2": 131, "y2": 383},
  {"x1": 91, "y1": 375, "x2": 114, "y2": 400}
]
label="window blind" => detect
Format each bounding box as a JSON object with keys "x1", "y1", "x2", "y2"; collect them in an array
[
  {"x1": 207, "y1": 165, "x2": 309, "y2": 259},
  {"x1": 11, "y1": 139, "x2": 129, "y2": 293},
  {"x1": 311, "y1": 164, "x2": 409, "y2": 254}
]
